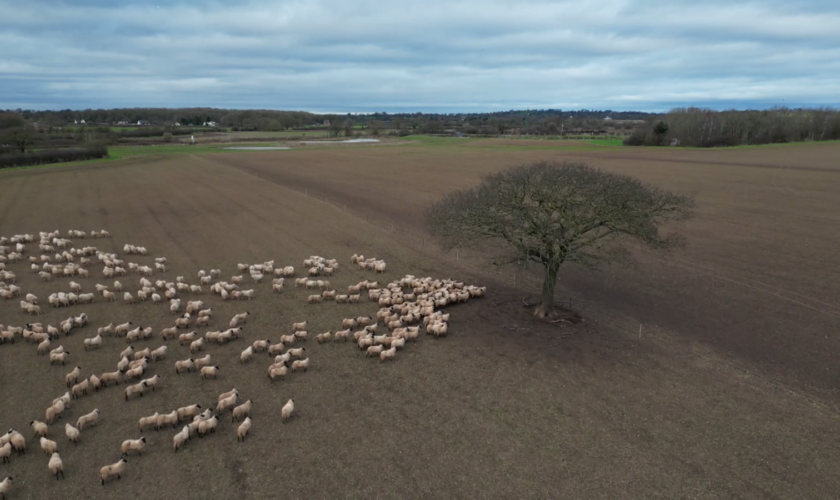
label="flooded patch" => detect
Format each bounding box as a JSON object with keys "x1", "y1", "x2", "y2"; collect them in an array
[
  {"x1": 223, "y1": 146, "x2": 290, "y2": 150},
  {"x1": 299, "y1": 139, "x2": 381, "y2": 144}
]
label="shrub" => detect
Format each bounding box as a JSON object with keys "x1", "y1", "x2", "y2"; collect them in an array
[{"x1": 0, "y1": 146, "x2": 109, "y2": 169}]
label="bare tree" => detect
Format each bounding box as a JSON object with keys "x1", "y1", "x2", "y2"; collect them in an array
[{"x1": 427, "y1": 161, "x2": 695, "y2": 318}]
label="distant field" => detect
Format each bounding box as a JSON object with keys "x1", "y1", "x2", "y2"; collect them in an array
[{"x1": 1, "y1": 140, "x2": 840, "y2": 498}]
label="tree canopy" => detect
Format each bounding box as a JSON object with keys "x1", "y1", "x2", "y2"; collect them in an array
[{"x1": 427, "y1": 161, "x2": 695, "y2": 317}]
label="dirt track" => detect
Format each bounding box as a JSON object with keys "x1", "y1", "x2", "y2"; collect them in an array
[{"x1": 1, "y1": 142, "x2": 840, "y2": 498}]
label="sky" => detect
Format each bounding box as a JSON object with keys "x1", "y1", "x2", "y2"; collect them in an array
[{"x1": 1, "y1": 0, "x2": 839, "y2": 113}]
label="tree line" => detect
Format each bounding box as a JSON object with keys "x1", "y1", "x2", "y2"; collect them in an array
[{"x1": 624, "y1": 107, "x2": 840, "y2": 147}]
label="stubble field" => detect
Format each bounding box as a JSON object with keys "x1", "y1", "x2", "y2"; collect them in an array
[{"x1": 1, "y1": 138, "x2": 839, "y2": 499}]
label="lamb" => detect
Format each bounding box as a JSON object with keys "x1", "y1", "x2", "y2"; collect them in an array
[
  {"x1": 65, "y1": 424, "x2": 80, "y2": 444},
  {"x1": 291, "y1": 358, "x2": 310, "y2": 372},
  {"x1": 200, "y1": 365, "x2": 220, "y2": 379},
  {"x1": 281, "y1": 399, "x2": 294, "y2": 422},
  {"x1": 231, "y1": 400, "x2": 252, "y2": 423},
  {"x1": 76, "y1": 409, "x2": 100, "y2": 430},
  {"x1": 124, "y1": 381, "x2": 148, "y2": 401},
  {"x1": 40, "y1": 436, "x2": 58, "y2": 455},
  {"x1": 49, "y1": 452, "x2": 64, "y2": 479},
  {"x1": 66, "y1": 366, "x2": 81, "y2": 387},
  {"x1": 30, "y1": 420, "x2": 49, "y2": 438},
  {"x1": 236, "y1": 417, "x2": 252, "y2": 442},
  {"x1": 100, "y1": 458, "x2": 127, "y2": 485},
  {"x1": 120, "y1": 437, "x2": 146, "y2": 456}
]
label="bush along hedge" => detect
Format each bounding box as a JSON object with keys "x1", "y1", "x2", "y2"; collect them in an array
[{"x1": 0, "y1": 146, "x2": 109, "y2": 168}]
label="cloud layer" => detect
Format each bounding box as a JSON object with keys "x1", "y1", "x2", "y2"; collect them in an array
[{"x1": 2, "y1": 0, "x2": 838, "y2": 112}]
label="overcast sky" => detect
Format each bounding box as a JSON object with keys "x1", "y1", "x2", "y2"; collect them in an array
[{"x1": 2, "y1": 0, "x2": 838, "y2": 113}]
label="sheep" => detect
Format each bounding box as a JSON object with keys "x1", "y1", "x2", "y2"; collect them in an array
[
  {"x1": 150, "y1": 345, "x2": 168, "y2": 361},
  {"x1": 7, "y1": 431, "x2": 25, "y2": 455},
  {"x1": 71, "y1": 379, "x2": 89, "y2": 399},
  {"x1": 173, "y1": 426, "x2": 190, "y2": 451},
  {"x1": 141, "y1": 375, "x2": 161, "y2": 392},
  {"x1": 40, "y1": 437, "x2": 58, "y2": 455},
  {"x1": 307, "y1": 294, "x2": 323, "y2": 304},
  {"x1": 268, "y1": 363, "x2": 287, "y2": 381},
  {"x1": 84, "y1": 333, "x2": 102, "y2": 350},
  {"x1": 316, "y1": 332, "x2": 332, "y2": 344},
  {"x1": 236, "y1": 417, "x2": 252, "y2": 442},
  {"x1": 155, "y1": 410, "x2": 179, "y2": 430},
  {"x1": 240, "y1": 346, "x2": 254, "y2": 364},
  {"x1": 267, "y1": 342, "x2": 285, "y2": 357},
  {"x1": 281, "y1": 399, "x2": 294, "y2": 422},
  {"x1": 65, "y1": 424, "x2": 80, "y2": 444},
  {"x1": 288, "y1": 347, "x2": 306, "y2": 359},
  {"x1": 189, "y1": 338, "x2": 205, "y2": 353},
  {"x1": 392, "y1": 337, "x2": 406, "y2": 350},
  {"x1": 124, "y1": 365, "x2": 145, "y2": 381},
  {"x1": 291, "y1": 358, "x2": 310, "y2": 372},
  {"x1": 0, "y1": 475, "x2": 11, "y2": 497},
  {"x1": 151, "y1": 293, "x2": 161, "y2": 303},
  {"x1": 200, "y1": 365, "x2": 220, "y2": 380},
  {"x1": 65, "y1": 366, "x2": 82, "y2": 387},
  {"x1": 124, "y1": 381, "x2": 147, "y2": 401},
  {"x1": 160, "y1": 326, "x2": 178, "y2": 340},
  {"x1": 231, "y1": 400, "x2": 252, "y2": 422},
  {"x1": 100, "y1": 458, "x2": 127, "y2": 485},
  {"x1": 348, "y1": 294, "x2": 361, "y2": 304},
  {"x1": 37, "y1": 338, "x2": 51, "y2": 355},
  {"x1": 366, "y1": 345, "x2": 384, "y2": 357},
  {"x1": 251, "y1": 339, "x2": 270, "y2": 352},
  {"x1": 176, "y1": 404, "x2": 201, "y2": 422},
  {"x1": 186, "y1": 300, "x2": 204, "y2": 314},
  {"x1": 30, "y1": 420, "x2": 49, "y2": 438},
  {"x1": 0, "y1": 443, "x2": 10, "y2": 463},
  {"x1": 49, "y1": 452, "x2": 64, "y2": 479},
  {"x1": 216, "y1": 393, "x2": 238, "y2": 414},
  {"x1": 198, "y1": 415, "x2": 219, "y2": 437},
  {"x1": 133, "y1": 347, "x2": 151, "y2": 360},
  {"x1": 194, "y1": 354, "x2": 212, "y2": 370},
  {"x1": 115, "y1": 322, "x2": 133, "y2": 336},
  {"x1": 178, "y1": 331, "x2": 196, "y2": 345},
  {"x1": 335, "y1": 294, "x2": 349, "y2": 303},
  {"x1": 45, "y1": 400, "x2": 66, "y2": 423},
  {"x1": 120, "y1": 437, "x2": 146, "y2": 457},
  {"x1": 294, "y1": 330, "x2": 308, "y2": 342},
  {"x1": 272, "y1": 282, "x2": 284, "y2": 293},
  {"x1": 100, "y1": 370, "x2": 124, "y2": 387},
  {"x1": 334, "y1": 329, "x2": 350, "y2": 342},
  {"x1": 90, "y1": 373, "x2": 103, "y2": 392},
  {"x1": 174, "y1": 316, "x2": 191, "y2": 329}
]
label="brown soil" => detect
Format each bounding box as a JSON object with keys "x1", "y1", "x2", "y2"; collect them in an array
[{"x1": 1, "y1": 142, "x2": 839, "y2": 498}]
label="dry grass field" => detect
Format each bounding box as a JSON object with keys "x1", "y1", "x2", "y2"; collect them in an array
[{"x1": 1, "y1": 138, "x2": 840, "y2": 499}]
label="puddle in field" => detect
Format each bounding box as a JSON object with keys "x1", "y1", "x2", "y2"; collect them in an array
[
  {"x1": 223, "y1": 147, "x2": 291, "y2": 150},
  {"x1": 299, "y1": 139, "x2": 381, "y2": 144}
]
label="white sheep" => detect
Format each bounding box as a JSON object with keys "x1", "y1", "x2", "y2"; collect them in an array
[
  {"x1": 200, "y1": 365, "x2": 220, "y2": 379},
  {"x1": 124, "y1": 381, "x2": 147, "y2": 401},
  {"x1": 40, "y1": 436, "x2": 58, "y2": 455},
  {"x1": 240, "y1": 346, "x2": 254, "y2": 364},
  {"x1": 281, "y1": 399, "x2": 294, "y2": 422},
  {"x1": 120, "y1": 437, "x2": 146, "y2": 456},
  {"x1": 30, "y1": 420, "x2": 49, "y2": 438},
  {"x1": 268, "y1": 363, "x2": 287, "y2": 381},
  {"x1": 236, "y1": 417, "x2": 251, "y2": 442},
  {"x1": 100, "y1": 458, "x2": 127, "y2": 485},
  {"x1": 231, "y1": 400, "x2": 252, "y2": 422},
  {"x1": 291, "y1": 358, "x2": 310, "y2": 372},
  {"x1": 173, "y1": 426, "x2": 190, "y2": 451},
  {"x1": 155, "y1": 410, "x2": 179, "y2": 430},
  {"x1": 150, "y1": 345, "x2": 168, "y2": 361},
  {"x1": 84, "y1": 333, "x2": 102, "y2": 350},
  {"x1": 65, "y1": 423, "x2": 80, "y2": 444},
  {"x1": 49, "y1": 452, "x2": 64, "y2": 479}
]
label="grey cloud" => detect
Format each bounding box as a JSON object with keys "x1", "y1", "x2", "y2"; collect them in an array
[{"x1": 0, "y1": 0, "x2": 838, "y2": 111}]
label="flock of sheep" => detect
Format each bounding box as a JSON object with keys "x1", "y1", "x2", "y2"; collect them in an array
[{"x1": 0, "y1": 229, "x2": 484, "y2": 497}]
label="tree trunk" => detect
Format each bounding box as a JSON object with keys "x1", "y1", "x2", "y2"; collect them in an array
[{"x1": 535, "y1": 260, "x2": 561, "y2": 318}]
